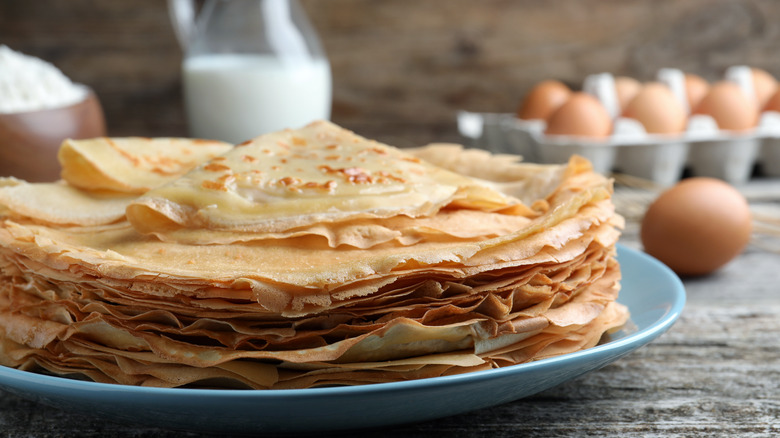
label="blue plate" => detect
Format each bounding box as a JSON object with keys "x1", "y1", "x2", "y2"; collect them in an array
[{"x1": 0, "y1": 244, "x2": 685, "y2": 434}]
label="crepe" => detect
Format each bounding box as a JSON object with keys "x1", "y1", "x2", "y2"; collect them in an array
[
  {"x1": 0, "y1": 179, "x2": 134, "y2": 226},
  {"x1": 126, "y1": 121, "x2": 525, "y2": 237},
  {"x1": 59, "y1": 136, "x2": 233, "y2": 194},
  {"x1": 0, "y1": 122, "x2": 628, "y2": 389}
]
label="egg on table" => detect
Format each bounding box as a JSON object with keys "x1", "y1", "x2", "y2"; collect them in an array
[
  {"x1": 641, "y1": 177, "x2": 752, "y2": 276},
  {"x1": 517, "y1": 80, "x2": 572, "y2": 121},
  {"x1": 544, "y1": 92, "x2": 612, "y2": 138},
  {"x1": 622, "y1": 82, "x2": 687, "y2": 134}
]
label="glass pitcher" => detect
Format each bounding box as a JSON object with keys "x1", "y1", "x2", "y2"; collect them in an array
[{"x1": 168, "y1": 0, "x2": 332, "y2": 144}]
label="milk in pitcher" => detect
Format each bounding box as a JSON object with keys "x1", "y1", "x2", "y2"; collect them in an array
[{"x1": 183, "y1": 53, "x2": 332, "y2": 144}]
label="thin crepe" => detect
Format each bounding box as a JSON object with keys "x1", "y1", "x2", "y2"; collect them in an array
[
  {"x1": 126, "y1": 121, "x2": 526, "y2": 236},
  {"x1": 59, "y1": 137, "x2": 233, "y2": 194}
]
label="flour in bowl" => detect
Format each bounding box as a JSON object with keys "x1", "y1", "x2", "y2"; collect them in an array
[{"x1": 0, "y1": 45, "x2": 88, "y2": 113}]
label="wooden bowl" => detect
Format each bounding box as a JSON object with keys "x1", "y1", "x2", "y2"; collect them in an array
[{"x1": 0, "y1": 89, "x2": 106, "y2": 182}]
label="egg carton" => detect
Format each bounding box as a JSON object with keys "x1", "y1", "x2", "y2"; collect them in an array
[{"x1": 458, "y1": 67, "x2": 780, "y2": 186}]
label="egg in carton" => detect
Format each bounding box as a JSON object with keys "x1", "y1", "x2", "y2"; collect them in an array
[
  {"x1": 748, "y1": 68, "x2": 780, "y2": 177},
  {"x1": 458, "y1": 66, "x2": 780, "y2": 186},
  {"x1": 685, "y1": 66, "x2": 768, "y2": 184},
  {"x1": 611, "y1": 67, "x2": 763, "y2": 186}
]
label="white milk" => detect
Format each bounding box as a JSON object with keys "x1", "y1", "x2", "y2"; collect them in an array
[{"x1": 183, "y1": 54, "x2": 332, "y2": 144}]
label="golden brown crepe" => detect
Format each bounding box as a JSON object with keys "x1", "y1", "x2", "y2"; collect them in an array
[
  {"x1": 59, "y1": 136, "x2": 233, "y2": 194},
  {"x1": 0, "y1": 122, "x2": 628, "y2": 389},
  {"x1": 126, "y1": 121, "x2": 525, "y2": 237},
  {"x1": 0, "y1": 179, "x2": 135, "y2": 226}
]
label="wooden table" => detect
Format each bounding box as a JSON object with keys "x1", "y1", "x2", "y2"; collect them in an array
[{"x1": 1, "y1": 181, "x2": 779, "y2": 438}]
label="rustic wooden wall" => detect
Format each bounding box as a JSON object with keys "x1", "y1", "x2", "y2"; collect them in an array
[{"x1": 2, "y1": 0, "x2": 780, "y2": 147}]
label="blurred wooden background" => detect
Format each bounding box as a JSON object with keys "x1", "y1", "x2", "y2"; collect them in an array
[{"x1": 2, "y1": 0, "x2": 780, "y2": 147}]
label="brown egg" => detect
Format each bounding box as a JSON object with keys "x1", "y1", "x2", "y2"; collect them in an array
[
  {"x1": 751, "y1": 67, "x2": 777, "y2": 108},
  {"x1": 684, "y1": 73, "x2": 710, "y2": 110},
  {"x1": 614, "y1": 76, "x2": 641, "y2": 112},
  {"x1": 692, "y1": 81, "x2": 759, "y2": 131},
  {"x1": 517, "y1": 80, "x2": 572, "y2": 120},
  {"x1": 544, "y1": 92, "x2": 612, "y2": 138},
  {"x1": 763, "y1": 88, "x2": 780, "y2": 112},
  {"x1": 641, "y1": 177, "x2": 752, "y2": 277},
  {"x1": 622, "y1": 82, "x2": 687, "y2": 134}
]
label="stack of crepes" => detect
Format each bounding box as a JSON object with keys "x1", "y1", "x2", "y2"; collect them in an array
[{"x1": 0, "y1": 121, "x2": 628, "y2": 389}]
